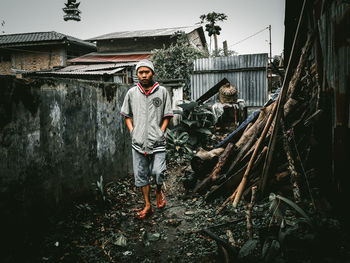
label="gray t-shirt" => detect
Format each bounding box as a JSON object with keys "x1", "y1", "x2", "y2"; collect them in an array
[{"x1": 120, "y1": 82, "x2": 173, "y2": 154}]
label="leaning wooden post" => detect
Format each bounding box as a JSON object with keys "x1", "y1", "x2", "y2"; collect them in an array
[
  {"x1": 193, "y1": 142, "x2": 235, "y2": 193},
  {"x1": 259, "y1": 0, "x2": 309, "y2": 196},
  {"x1": 244, "y1": 186, "x2": 257, "y2": 238},
  {"x1": 233, "y1": 100, "x2": 278, "y2": 207},
  {"x1": 281, "y1": 120, "x2": 302, "y2": 203}
]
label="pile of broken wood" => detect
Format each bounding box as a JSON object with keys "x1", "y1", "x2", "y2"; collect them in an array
[{"x1": 185, "y1": 30, "x2": 323, "y2": 214}]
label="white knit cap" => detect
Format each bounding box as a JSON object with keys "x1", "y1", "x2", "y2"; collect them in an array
[{"x1": 135, "y1": 59, "x2": 155, "y2": 73}]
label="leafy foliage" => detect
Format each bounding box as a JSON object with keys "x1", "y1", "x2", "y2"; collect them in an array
[
  {"x1": 166, "y1": 101, "x2": 216, "y2": 162},
  {"x1": 200, "y1": 12, "x2": 228, "y2": 56},
  {"x1": 166, "y1": 130, "x2": 190, "y2": 151},
  {"x1": 177, "y1": 101, "x2": 215, "y2": 145},
  {"x1": 93, "y1": 175, "x2": 113, "y2": 206},
  {"x1": 268, "y1": 193, "x2": 312, "y2": 227},
  {"x1": 151, "y1": 32, "x2": 208, "y2": 99},
  {"x1": 210, "y1": 48, "x2": 238, "y2": 57},
  {"x1": 200, "y1": 12, "x2": 227, "y2": 36}
]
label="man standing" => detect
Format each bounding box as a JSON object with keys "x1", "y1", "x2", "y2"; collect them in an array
[{"x1": 120, "y1": 59, "x2": 173, "y2": 219}]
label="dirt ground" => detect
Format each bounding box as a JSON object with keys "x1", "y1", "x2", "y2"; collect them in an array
[
  {"x1": 1, "y1": 163, "x2": 221, "y2": 263},
  {"x1": 2, "y1": 154, "x2": 350, "y2": 263}
]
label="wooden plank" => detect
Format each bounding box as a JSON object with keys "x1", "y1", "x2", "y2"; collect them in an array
[
  {"x1": 192, "y1": 66, "x2": 266, "y2": 74},
  {"x1": 195, "y1": 77, "x2": 229, "y2": 105}
]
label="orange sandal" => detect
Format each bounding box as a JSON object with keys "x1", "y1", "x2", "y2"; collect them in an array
[
  {"x1": 155, "y1": 190, "x2": 166, "y2": 209},
  {"x1": 133, "y1": 208, "x2": 154, "y2": 219}
]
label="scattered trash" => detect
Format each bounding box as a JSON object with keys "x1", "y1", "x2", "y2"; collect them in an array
[
  {"x1": 114, "y1": 234, "x2": 127, "y2": 247},
  {"x1": 146, "y1": 232, "x2": 161, "y2": 242},
  {"x1": 82, "y1": 223, "x2": 93, "y2": 229},
  {"x1": 122, "y1": 251, "x2": 132, "y2": 256},
  {"x1": 185, "y1": 210, "x2": 195, "y2": 215}
]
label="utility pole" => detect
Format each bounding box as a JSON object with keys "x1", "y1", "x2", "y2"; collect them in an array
[
  {"x1": 268, "y1": 25, "x2": 272, "y2": 92},
  {"x1": 223, "y1": 40, "x2": 228, "y2": 56},
  {"x1": 269, "y1": 25, "x2": 272, "y2": 63}
]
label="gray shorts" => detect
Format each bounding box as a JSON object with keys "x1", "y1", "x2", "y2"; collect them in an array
[{"x1": 132, "y1": 149, "x2": 166, "y2": 187}]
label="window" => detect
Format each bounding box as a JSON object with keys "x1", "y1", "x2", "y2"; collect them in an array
[{"x1": 0, "y1": 53, "x2": 11, "y2": 62}]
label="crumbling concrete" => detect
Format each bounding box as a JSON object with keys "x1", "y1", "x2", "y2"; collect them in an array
[{"x1": 0, "y1": 76, "x2": 132, "y2": 218}]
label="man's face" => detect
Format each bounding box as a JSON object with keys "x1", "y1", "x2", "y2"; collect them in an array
[{"x1": 137, "y1": 66, "x2": 153, "y2": 87}]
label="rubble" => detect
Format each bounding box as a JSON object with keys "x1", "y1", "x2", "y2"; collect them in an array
[{"x1": 186, "y1": 31, "x2": 319, "y2": 213}]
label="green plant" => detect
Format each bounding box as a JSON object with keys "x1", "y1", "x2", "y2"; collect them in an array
[
  {"x1": 200, "y1": 12, "x2": 228, "y2": 56},
  {"x1": 93, "y1": 176, "x2": 113, "y2": 204},
  {"x1": 176, "y1": 101, "x2": 215, "y2": 146},
  {"x1": 268, "y1": 193, "x2": 312, "y2": 227},
  {"x1": 208, "y1": 47, "x2": 237, "y2": 57},
  {"x1": 151, "y1": 32, "x2": 208, "y2": 99},
  {"x1": 165, "y1": 100, "x2": 215, "y2": 162},
  {"x1": 166, "y1": 129, "x2": 192, "y2": 152},
  {"x1": 75, "y1": 203, "x2": 92, "y2": 211},
  {"x1": 265, "y1": 193, "x2": 317, "y2": 260}
]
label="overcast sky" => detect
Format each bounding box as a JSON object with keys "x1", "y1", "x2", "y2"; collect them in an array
[{"x1": 0, "y1": 0, "x2": 285, "y2": 56}]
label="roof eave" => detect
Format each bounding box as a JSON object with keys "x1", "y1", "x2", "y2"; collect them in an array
[
  {"x1": 0, "y1": 40, "x2": 95, "y2": 50},
  {"x1": 87, "y1": 35, "x2": 172, "y2": 42},
  {"x1": 0, "y1": 40, "x2": 65, "y2": 48}
]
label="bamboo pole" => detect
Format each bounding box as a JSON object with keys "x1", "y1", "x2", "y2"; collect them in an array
[
  {"x1": 260, "y1": 0, "x2": 309, "y2": 196},
  {"x1": 233, "y1": 100, "x2": 278, "y2": 207},
  {"x1": 244, "y1": 186, "x2": 257, "y2": 238},
  {"x1": 216, "y1": 146, "x2": 267, "y2": 213}
]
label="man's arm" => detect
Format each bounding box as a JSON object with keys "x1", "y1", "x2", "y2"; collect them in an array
[
  {"x1": 160, "y1": 117, "x2": 170, "y2": 132},
  {"x1": 125, "y1": 117, "x2": 134, "y2": 133}
]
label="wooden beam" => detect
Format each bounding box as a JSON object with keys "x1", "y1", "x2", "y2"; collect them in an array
[
  {"x1": 259, "y1": 0, "x2": 309, "y2": 196},
  {"x1": 196, "y1": 78, "x2": 229, "y2": 105}
]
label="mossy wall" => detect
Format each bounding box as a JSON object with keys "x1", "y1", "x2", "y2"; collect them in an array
[{"x1": 0, "y1": 76, "x2": 132, "y2": 218}]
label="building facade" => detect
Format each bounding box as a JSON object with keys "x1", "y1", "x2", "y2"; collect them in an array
[
  {"x1": 58, "y1": 26, "x2": 207, "y2": 83},
  {"x1": 0, "y1": 31, "x2": 96, "y2": 75}
]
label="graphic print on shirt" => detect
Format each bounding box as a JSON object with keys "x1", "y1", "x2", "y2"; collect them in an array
[{"x1": 152, "y1": 97, "x2": 162, "y2": 107}]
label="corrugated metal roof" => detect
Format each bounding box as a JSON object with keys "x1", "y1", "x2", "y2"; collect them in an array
[
  {"x1": 318, "y1": 2, "x2": 350, "y2": 128},
  {"x1": 191, "y1": 54, "x2": 268, "y2": 107},
  {"x1": 0, "y1": 31, "x2": 95, "y2": 48},
  {"x1": 69, "y1": 53, "x2": 151, "y2": 63},
  {"x1": 87, "y1": 25, "x2": 202, "y2": 41},
  {"x1": 36, "y1": 67, "x2": 125, "y2": 76},
  {"x1": 58, "y1": 63, "x2": 135, "y2": 72}
]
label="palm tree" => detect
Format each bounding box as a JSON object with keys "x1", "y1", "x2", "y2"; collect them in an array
[{"x1": 200, "y1": 12, "x2": 228, "y2": 56}]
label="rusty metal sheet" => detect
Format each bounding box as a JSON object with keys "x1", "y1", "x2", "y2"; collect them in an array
[
  {"x1": 87, "y1": 25, "x2": 202, "y2": 41},
  {"x1": 37, "y1": 67, "x2": 124, "y2": 76},
  {"x1": 69, "y1": 53, "x2": 151, "y2": 63},
  {"x1": 191, "y1": 54, "x2": 268, "y2": 107},
  {"x1": 58, "y1": 63, "x2": 134, "y2": 72}
]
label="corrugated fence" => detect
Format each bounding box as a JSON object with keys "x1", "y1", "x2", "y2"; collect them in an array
[{"x1": 191, "y1": 53, "x2": 268, "y2": 107}]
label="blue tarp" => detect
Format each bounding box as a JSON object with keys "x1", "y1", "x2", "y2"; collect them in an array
[{"x1": 214, "y1": 88, "x2": 280, "y2": 149}]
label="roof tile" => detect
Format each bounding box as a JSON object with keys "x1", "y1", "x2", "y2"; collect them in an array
[{"x1": 0, "y1": 31, "x2": 95, "y2": 48}]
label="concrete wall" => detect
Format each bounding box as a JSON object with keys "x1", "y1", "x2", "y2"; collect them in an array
[{"x1": 0, "y1": 76, "x2": 132, "y2": 217}]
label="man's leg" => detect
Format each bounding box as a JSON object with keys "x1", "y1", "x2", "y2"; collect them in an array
[
  {"x1": 141, "y1": 184, "x2": 151, "y2": 211},
  {"x1": 132, "y1": 149, "x2": 152, "y2": 214},
  {"x1": 150, "y1": 151, "x2": 166, "y2": 208}
]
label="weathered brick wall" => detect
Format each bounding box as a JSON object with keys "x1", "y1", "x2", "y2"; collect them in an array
[
  {"x1": 0, "y1": 47, "x2": 66, "y2": 75},
  {"x1": 0, "y1": 76, "x2": 132, "y2": 218},
  {"x1": 0, "y1": 61, "x2": 12, "y2": 75}
]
